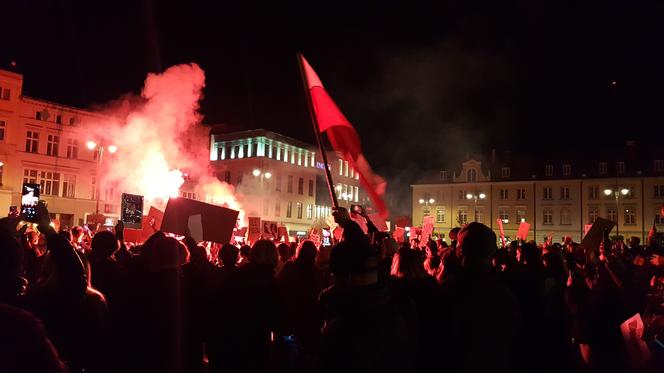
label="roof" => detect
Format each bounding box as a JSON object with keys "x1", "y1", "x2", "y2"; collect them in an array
[{"x1": 209, "y1": 127, "x2": 317, "y2": 151}]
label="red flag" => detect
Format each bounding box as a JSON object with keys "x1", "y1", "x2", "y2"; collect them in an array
[{"x1": 300, "y1": 55, "x2": 389, "y2": 218}]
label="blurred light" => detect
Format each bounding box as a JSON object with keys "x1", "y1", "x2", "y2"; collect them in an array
[
  {"x1": 335, "y1": 185, "x2": 342, "y2": 191},
  {"x1": 252, "y1": 169, "x2": 261, "y2": 177},
  {"x1": 86, "y1": 140, "x2": 97, "y2": 150},
  {"x1": 428, "y1": 198, "x2": 435, "y2": 204},
  {"x1": 466, "y1": 193, "x2": 473, "y2": 200},
  {"x1": 502, "y1": 219, "x2": 509, "y2": 224},
  {"x1": 604, "y1": 188, "x2": 613, "y2": 196},
  {"x1": 620, "y1": 188, "x2": 629, "y2": 195},
  {"x1": 107, "y1": 145, "x2": 118, "y2": 154},
  {"x1": 479, "y1": 193, "x2": 486, "y2": 199},
  {"x1": 405, "y1": 226, "x2": 411, "y2": 232},
  {"x1": 418, "y1": 198, "x2": 425, "y2": 204},
  {"x1": 521, "y1": 218, "x2": 526, "y2": 223},
  {"x1": 264, "y1": 172, "x2": 272, "y2": 179},
  {"x1": 0, "y1": 161, "x2": 4, "y2": 167}
]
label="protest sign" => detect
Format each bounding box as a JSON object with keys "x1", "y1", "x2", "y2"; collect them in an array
[
  {"x1": 393, "y1": 226, "x2": 405, "y2": 242},
  {"x1": 620, "y1": 313, "x2": 651, "y2": 369},
  {"x1": 161, "y1": 198, "x2": 239, "y2": 243},
  {"x1": 247, "y1": 217, "x2": 261, "y2": 243},
  {"x1": 496, "y1": 219, "x2": 506, "y2": 248},
  {"x1": 422, "y1": 216, "x2": 434, "y2": 243},
  {"x1": 369, "y1": 213, "x2": 388, "y2": 232},
  {"x1": 310, "y1": 233, "x2": 321, "y2": 246},
  {"x1": 261, "y1": 220, "x2": 278, "y2": 239},
  {"x1": 123, "y1": 206, "x2": 163, "y2": 243},
  {"x1": 516, "y1": 222, "x2": 531, "y2": 241},
  {"x1": 580, "y1": 218, "x2": 615, "y2": 253}
]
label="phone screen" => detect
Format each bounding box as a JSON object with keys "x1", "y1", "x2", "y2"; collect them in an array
[
  {"x1": 322, "y1": 228, "x2": 332, "y2": 247},
  {"x1": 21, "y1": 183, "x2": 40, "y2": 221},
  {"x1": 121, "y1": 193, "x2": 144, "y2": 229}
]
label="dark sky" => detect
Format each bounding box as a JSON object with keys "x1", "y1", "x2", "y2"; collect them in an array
[{"x1": 3, "y1": 0, "x2": 664, "y2": 215}]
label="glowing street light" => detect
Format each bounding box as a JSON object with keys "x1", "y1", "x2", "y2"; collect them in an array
[
  {"x1": 604, "y1": 185, "x2": 631, "y2": 237},
  {"x1": 264, "y1": 172, "x2": 272, "y2": 179},
  {"x1": 252, "y1": 169, "x2": 261, "y2": 177},
  {"x1": 86, "y1": 140, "x2": 97, "y2": 150},
  {"x1": 86, "y1": 140, "x2": 118, "y2": 216},
  {"x1": 466, "y1": 192, "x2": 487, "y2": 222},
  {"x1": 107, "y1": 145, "x2": 118, "y2": 154}
]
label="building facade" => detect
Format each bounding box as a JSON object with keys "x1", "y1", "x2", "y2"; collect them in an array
[
  {"x1": 0, "y1": 68, "x2": 111, "y2": 228},
  {"x1": 209, "y1": 128, "x2": 365, "y2": 235},
  {"x1": 412, "y1": 152, "x2": 664, "y2": 243}
]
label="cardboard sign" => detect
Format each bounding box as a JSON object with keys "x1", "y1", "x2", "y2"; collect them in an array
[
  {"x1": 123, "y1": 206, "x2": 164, "y2": 243},
  {"x1": 261, "y1": 220, "x2": 278, "y2": 239},
  {"x1": 580, "y1": 218, "x2": 615, "y2": 253},
  {"x1": 620, "y1": 313, "x2": 651, "y2": 368},
  {"x1": 496, "y1": 219, "x2": 506, "y2": 248},
  {"x1": 161, "y1": 198, "x2": 239, "y2": 244},
  {"x1": 422, "y1": 216, "x2": 434, "y2": 243},
  {"x1": 277, "y1": 226, "x2": 289, "y2": 242},
  {"x1": 583, "y1": 224, "x2": 593, "y2": 238},
  {"x1": 393, "y1": 226, "x2": 405, "y2": 243},
  {"x1": 516, "y1": 222, "x2": 531, "y2": 241}
]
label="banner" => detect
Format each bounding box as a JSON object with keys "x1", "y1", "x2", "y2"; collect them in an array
[
  {"x1": 422, "y1": 216, "x2": 434, "y2": 243},
  {"x1": 516, "y1": 222, "x2": 531, "y2": 241},
  {"x1": 369, "y1": 213, "x2": 388, "y2": 232},
  {"x1": 393, "y1": 226, "x2": 405, "y2": 243},
  {"x1": 277, "y1": 226, "x2": 289, "y2": 242},
  {"x1": 161, "y1": 198, "x2": 239, "y2": 243}
]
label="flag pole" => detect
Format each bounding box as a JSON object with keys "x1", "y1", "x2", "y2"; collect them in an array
[{"x1": 296, "y1": 52, "x2": 339, "y2": 210}]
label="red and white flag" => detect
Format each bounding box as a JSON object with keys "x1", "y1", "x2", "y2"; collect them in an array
[{"x1": 300, "y1": 55, "x2": 388, "y2": 218}]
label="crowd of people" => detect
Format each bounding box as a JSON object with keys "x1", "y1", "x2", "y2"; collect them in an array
[{"x1": 1, "y1": 201, "x2": 663, "y2": 373}]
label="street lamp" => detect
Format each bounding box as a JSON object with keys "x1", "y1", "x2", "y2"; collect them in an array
[
  {"x1": 466, "y1": 192, "x2": 486, "y2": 222},
  {"x1": 604, "y1": 186, "x2": 630, "y2": 238},
  {"x1": 87, "y1": 140, "x2": 118, "y2": 216}
]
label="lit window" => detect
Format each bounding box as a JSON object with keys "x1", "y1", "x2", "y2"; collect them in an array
[
  {"x1": 39, "y1": 171, "x2": 61, "y2": 196},
  {"x1": 25, "y1": 131, "x2": 39, "y2": 153},
  {"x1": 423, "y1": 206, "x2": 431, "y2": 217},
  {"x1": 588, "y1": 207, "x2": 599, "y2": 224},
  {"x1": 624, "y1": 207, "x2": 636, "y2": 225},
  {"x1": 516, "y1": 209, "x2": 527, "y2": 223},
  {"x1": 307, "y1": 204, "x2": 313, "y2": 219},
  {"x1": 607, "y1": 206, "x2": 617, "y2": 222},
  {"x1": 62, "y1": 174, "x2": 76, "y2": 198},
  {"x1": 543, "y1": 187, "x2": 552, "y2": 200},
  {"x1": 499, "y1": 208, "x2": 509, "y2": 222},
  {"x1": 354, "y1": 186, "x2": 359, "y2": 202},
  {"x1": 436, "y1": 207, "x2": 445, "y2": 223},
  {"x1": 344, "y1": 160, "x2": 349, "y2": 177},
  {"x1": 588, "y1": 186, "x2": 598, "y2": 200},
  {"x1": 500, "y1": 189, "x2": 508, "y2": 200},
  {"x1": 298, "y1": 151, "x2": 302, "y2": 166},
  {"x1": 501, "y1": 167, "x2": 510, "y2": 178},
  {"x1": 66, "y1": 139, "x2": 79, "y2": 159},
  {"x1": 517, "y1": 188, "x2": 526, "y2": 200},
  {"x1": 297, "y1": 202, "x2": 303, "y2": 219},
  {"x1": 286, "y1": 202, "x2": 293, "y2": 218},
  {"x1": 560, "y1": 187, "x2": 570, "y2": 200},
  {"x1": 457, "y1": 208, "x2": 468, "y2": 225},
  {"x1": 338, "y1": 159, "x2": 343, "y2": 175},
  {"x1": 467, "y1": 169, "x2": 477, "y2": 182}
]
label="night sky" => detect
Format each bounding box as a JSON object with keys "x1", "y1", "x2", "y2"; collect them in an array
[{"x1": 3, "y1": 0, "x2": 664, "y2": 215}]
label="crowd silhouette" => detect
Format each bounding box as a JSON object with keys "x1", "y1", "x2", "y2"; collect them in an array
[{"x1": 1, "y1": 201, "x2": 663, "y2": 372}]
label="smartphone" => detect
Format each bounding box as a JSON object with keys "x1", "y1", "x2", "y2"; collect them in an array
[
  {"x1": 321, "y1": 228, "x2": 332, "y2": 247},
  {"x1": 120, "y1": 193, "x2": 144, "y2": 229},
  {"x1": 350, "y1": 204, "x2": 364, "y2": 215},
  {"x1": 21, "y1": 183, "x2": 40, "y2": 222}
]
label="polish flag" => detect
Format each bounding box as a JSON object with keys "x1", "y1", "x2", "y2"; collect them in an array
[{"x1": 300, "y1": 55, "x2": 388, "y2": 218}]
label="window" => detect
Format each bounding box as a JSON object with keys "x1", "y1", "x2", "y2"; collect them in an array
[
  {"x1": 91, "y1": 177, "x2": 98, "y2": 200},
  {"x1": 560, "y1": 208, "x2": 571, "y2": 225},
  {"x1": 297, "y1": 202, "x2": 303, "y2": 219},
  {"x1": 501, "y1": 167, "x2": 510, "y2": 178},
  {"x1": 656, "y1": 214, "x2": 664, "y2": 225},
  {"x1": 275, "y1": 201, "x2": 281, "y2": 217},
  {"x1": 622, "y1": 207, "x2": 636, "y2": 225},
  {"x1": 516, "y1": 209, "x2": 527, "y2": 223},
  {"x1": 499, "y1": 207, "x2": 509, "y2": 222},
  {"x1": 436, "y1": 207, "x2": 445, "y2": 223},
  {"x1": 291, "y1": 151, "x2": 295, "y2": 164},
  {"x1": 286, "y1": 202, "x2": 293, "y2": 218},
  {"x1": 252, "y1": 142, "x2": 258, "y2": 157},
  {"x1": 655, "y1": 160, "x2": 664, "y2": 173},
  {"x1": 562, "y1": 164, "x2": 571, "y2": 176},
  {"x1": 0, "y1": 164, "x2": 3, "y2": 186},
  {"x1": 467, "y1": 169, "x2": 477, "y2": 182},
  {"x1": 607, "y1": 206, "x2": 617, "y2": 222},
  {"x1": 616, "y1": 162, "x2": 625, "y2": 175},
  {"x1": 543, "y1": 208, "x2": 553, "y2": 225},
  {"x1": 35, "y1": 111, "x2": 42, "y2": 120},
  {"x1": 297, "y1": 177, "x2": 304, "y2": 195},
  {"x1": 1, "y1": 88, "x2": 9, "y2": 100},
  {"x1": 62, "y1": 174, "x2": 76, "y2": 198},
  {"x1": 599, "y1": 162, "x2": 608, "y2": 175},
  {"x1": 500, "y1": 189, "x2": 508, "y2": 200},
  {"x1": 476, "y1": 207, "x2": 484, "y2": 223},
  {"x1": 307, "y1": 204, "x2": 313, "y2": 219},
  {"x1": 56, "y1": 115, "x2": 62, "y2": 124},
  {"x1": 66, "y1": 139, "x2": 79, "y2": 159},
  {"x1": 458, "y1": 208, "x2": 468, "y2": 225},
  {"x1": 25, "y1": 131, "x2": 39, "y2": 153},
  {"x1": 308, "y1": 179, "x2": 314, "y2": 197},
  {"x1": 23, "y1": 169, "x2": 38, "y2": 184},
  {"x1": 588, "y1": 186, "x2": 599, "y2": 200},
  {"x1": 588, "y1": 207, "x2": 599, "y2": 224},
  {"x1": 354, "y1": 186, "x2": 359, "y2": 202},
  {"x1": 560, "y1": 187, "x2": 570, "y2": 200},
  {"x1": 275, "y1": 175, "x2": 281, "y2": 191},
  {"x1": 543, "y1": 187, "x2": 552, "y2": 200},
  {"x1": 517, "y1": 188, "x2": 526, "y2": 200},
  {"x1": 287, "y1": 175, "x2": 293, "y2": 193},
  {"x1": 46, "y1": 135, "x2": 60, "y2": 157},
  {"x1": 39, "y1": 171, "x2": 60, "y2": 196},
  {"x1": 423, "y1": 206, "x2": 431, "y2": 216},
  {"x1": 545, "y1": 165, "x2": 553, "y2": 176},
  {"x1": 458, "y1": 190, "x2": 467, "y2": 200},
  {"x1": 344, "y1": 160, "x2": 349, "y2": 177},
  {"x1": 69, "y1": 117, "x2": 77, "y2": 126},
  {"x1": 655, "y1": 185, "x2": 664, "y2": 198},
  {"x1": 0, "y1": 120, "x2": 5, "y2": 140},
  {"x1": 276, "y1": 146, "x2": 281, "y2": 160},
  {"x1": 338, "y1": 159, "x2": 343, "y2": 175},
  {"x1": 440, "y1": 171, "x2": 448, "y2": 181}
]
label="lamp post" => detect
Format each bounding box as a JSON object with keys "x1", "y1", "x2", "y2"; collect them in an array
[
  {"x1": 87, "y1": 141, "x2": 117, "y2": 216},
  {"x1": 252, "y1": 168, "x2": 272, "y2": 220},
  {"x1": 418, "y1": 197, "x2": 435, "y2": 218},
  {"x1": 466, "y1": 192, "x2": 486, "y2": 222},
  {"x1": 604, "y1": 186, "x2": 629, "y2": 238}
]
